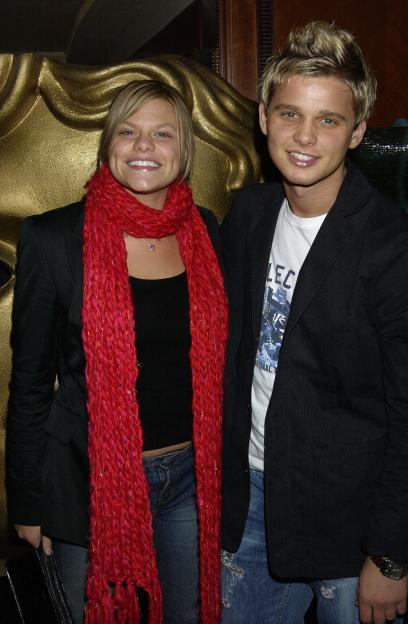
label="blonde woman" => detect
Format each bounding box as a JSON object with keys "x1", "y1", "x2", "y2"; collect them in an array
[{"x1": 8, "y1": 81, "x2": 227, "y2": 624}]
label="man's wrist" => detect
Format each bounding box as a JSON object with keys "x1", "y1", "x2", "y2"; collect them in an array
[{"x1": 369, "y1": 555, "x2": 408, "y2": 580}]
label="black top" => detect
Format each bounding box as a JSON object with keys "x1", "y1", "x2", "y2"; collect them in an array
[{"x1": 129, "y1": 272, "x2": 193, "y2": 451}]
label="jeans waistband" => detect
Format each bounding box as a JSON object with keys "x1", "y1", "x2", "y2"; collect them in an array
[{"x1": 142, "y1": 443, "x2": 193, "y2": 466}]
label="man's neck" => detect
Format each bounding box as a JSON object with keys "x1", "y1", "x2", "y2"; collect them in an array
[{"x1": 283, "y1": 167, "x2": 347, "y2": 218}]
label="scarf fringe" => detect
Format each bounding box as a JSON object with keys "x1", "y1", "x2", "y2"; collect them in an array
[
  {"x1": 85, "y1": 580, "x2": 162, "y2": 624},
  {"x1": 85, "y1": 595, "x2": 114, "y2": 624}
]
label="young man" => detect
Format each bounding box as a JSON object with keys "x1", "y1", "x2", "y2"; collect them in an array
[{"x1": 221, "y1": 21, "x2": 408, "y2": 624}]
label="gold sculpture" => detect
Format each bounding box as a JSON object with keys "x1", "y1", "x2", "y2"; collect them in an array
[{"x1": 0, "y1": 53, "x2": 261, "y2": 554}]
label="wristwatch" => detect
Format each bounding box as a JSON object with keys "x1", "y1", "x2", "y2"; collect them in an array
[{"x1": 369, "y1": 555, "x2": 408, "y2": 580}]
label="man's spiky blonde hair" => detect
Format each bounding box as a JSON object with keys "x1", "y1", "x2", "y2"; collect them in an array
[{"x1": 260, "y1": 21, "x2": 377, "y2": 124}]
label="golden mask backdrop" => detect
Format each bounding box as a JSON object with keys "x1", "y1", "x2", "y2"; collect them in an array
[{"x1": 0, "y1": 53, "x2": 261, "y2": 553}]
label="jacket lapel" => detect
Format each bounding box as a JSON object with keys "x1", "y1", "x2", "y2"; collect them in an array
[
  {"x1": 283, "y1": 209, "x2": 352, "y2": 340},
  {"x1": 284, "y1": 162, "x2": 371, "y2": 340}
]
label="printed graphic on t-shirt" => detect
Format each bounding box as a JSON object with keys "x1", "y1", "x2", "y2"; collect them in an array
[{"x1": 255, "y1": 263, "x2": 295, "y2": 372}]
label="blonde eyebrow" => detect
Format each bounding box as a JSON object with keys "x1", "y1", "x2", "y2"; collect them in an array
[
  {"x1": 272, "y1": 104, "x2": 298, "y2": 111},
  {"x1": 119, "y1": 120, "x2": 177, "y2": 130}
]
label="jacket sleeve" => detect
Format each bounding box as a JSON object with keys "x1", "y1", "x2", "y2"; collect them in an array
[
  {"x1": 197, "y1": 205, "x2": 224, "y2": 267},
  {"x1": 362, "y1": 212, "x2": 408, "y2": 563},
  {"x1": 6, "y1": 217, "x2": 58, "y2": 525}
]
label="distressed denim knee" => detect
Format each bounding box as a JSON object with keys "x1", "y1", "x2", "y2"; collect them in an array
[
  {"x1": 221, "y1": 550, "x2": 245, "y2": 609},
  {"x1": 221, "y1": 470, "x2": 300, "y2": 623}
]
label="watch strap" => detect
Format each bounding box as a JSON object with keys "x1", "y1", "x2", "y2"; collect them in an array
[{"x1": 369, "y1": 555, "x2": 408, "y2": 580}]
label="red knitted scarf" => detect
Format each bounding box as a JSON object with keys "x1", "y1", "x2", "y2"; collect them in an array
[{"x1": 82, "y1": 164, "x2": 228, "y2": 623}]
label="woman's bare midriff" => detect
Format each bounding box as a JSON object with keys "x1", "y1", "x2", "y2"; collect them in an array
[{"x1": 142, "y1": 441, "x2": 192, "y2": 458}]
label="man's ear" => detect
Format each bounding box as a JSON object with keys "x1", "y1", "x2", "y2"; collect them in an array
[
  {"x1": 259, "y1": 103, "x2": 268, "y2": 136},
  {"x1": 349, "y1": 120, "x2": 366, "y2": 150}
]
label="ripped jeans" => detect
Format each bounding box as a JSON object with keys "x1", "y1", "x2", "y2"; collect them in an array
[{"x1": 221, "y1": 468, "x2": 405, "y2": 624}]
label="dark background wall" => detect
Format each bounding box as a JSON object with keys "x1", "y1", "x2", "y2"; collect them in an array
[
  {"x1": 0, "y1": 0, "x2": 406, "y2": 126},
  {"x1": 221, "y1": 0, "x2": 407, "y2": 127}
]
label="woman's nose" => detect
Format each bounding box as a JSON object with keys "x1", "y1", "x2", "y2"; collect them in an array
[{"x1": 133, "y1": 134, "x2": 154, "y2": 151}]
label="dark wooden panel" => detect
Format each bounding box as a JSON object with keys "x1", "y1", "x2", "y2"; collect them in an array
[
  {"x1": 383, "y1": 0, "x2": 408, "y2": 126},
  {"x1": 258, "y1": 0, "x2": 274, "y2": 75},
  {"x1": 219, "y1": 0, "x2": 259, "y2": 100}
]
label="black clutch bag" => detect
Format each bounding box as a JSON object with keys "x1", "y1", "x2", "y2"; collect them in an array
[{"x1": 5, "y1": 548, "x2": 74, "y2": 624}]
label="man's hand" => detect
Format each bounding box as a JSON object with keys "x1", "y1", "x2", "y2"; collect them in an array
[
  {"x1": 358, "y1": 556, "x2": 407, "y2": 623},
  {"x1": 14, "y1": 524, "x2": 53, "y2": 555}
]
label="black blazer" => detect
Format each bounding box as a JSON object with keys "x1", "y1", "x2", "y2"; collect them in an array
[
  {"x1": 221, "y1": 162, "x2": 408, "y2": 579},
  {"x1": 6, "y1": 200, "x2": 223, "y2": 546}
]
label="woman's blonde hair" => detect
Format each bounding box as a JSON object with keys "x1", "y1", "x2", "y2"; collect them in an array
[
  {"x1": 260, "y1": 21, "x2": 377, "y2": 124},
  {"x1": 98, "y1": 80, "x2": 194, "y2": 179}
]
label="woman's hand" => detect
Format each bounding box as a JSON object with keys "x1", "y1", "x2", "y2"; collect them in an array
[{"x1": 14, "y1": 524, "x2": 53, "y2": 554}]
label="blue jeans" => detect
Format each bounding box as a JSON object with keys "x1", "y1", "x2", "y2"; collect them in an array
[
  {"x1": 221, "y1": 468, "x2": 404, "y2": 624},
  {"x1": 53, "y1": 444, "x2": 199, "y2": 624},
  {"x1": 145, "y1": 444, "x2": 199, "y2": 623}
]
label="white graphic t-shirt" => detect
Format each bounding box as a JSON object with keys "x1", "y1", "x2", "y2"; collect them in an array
[{"x1": 249, "y1": 199, "x2": 326, "y2": 471}]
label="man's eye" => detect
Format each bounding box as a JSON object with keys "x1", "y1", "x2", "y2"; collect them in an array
[
  {"x1": 322, "y1": 118, "x2": 336, "y2": 125},
  {"x1": 281, "y1": 111, "x2": 297, "y2": 119}
]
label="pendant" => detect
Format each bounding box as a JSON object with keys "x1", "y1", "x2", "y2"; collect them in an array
[{"x1": 141, "y1": 237, "x2": 157, "y2": 251}]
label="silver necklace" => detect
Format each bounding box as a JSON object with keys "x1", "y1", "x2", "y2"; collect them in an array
[{"x1": 123, "y1": 232, "x2": 158, "y2": 251}]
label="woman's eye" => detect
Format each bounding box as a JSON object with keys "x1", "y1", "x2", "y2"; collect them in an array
[
  {"x1": 118, "y1": 129, "x2": 134, "y2": 136},
  {"x1": 156, "y1": 131, "x2": 171, "y2": 138}
]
